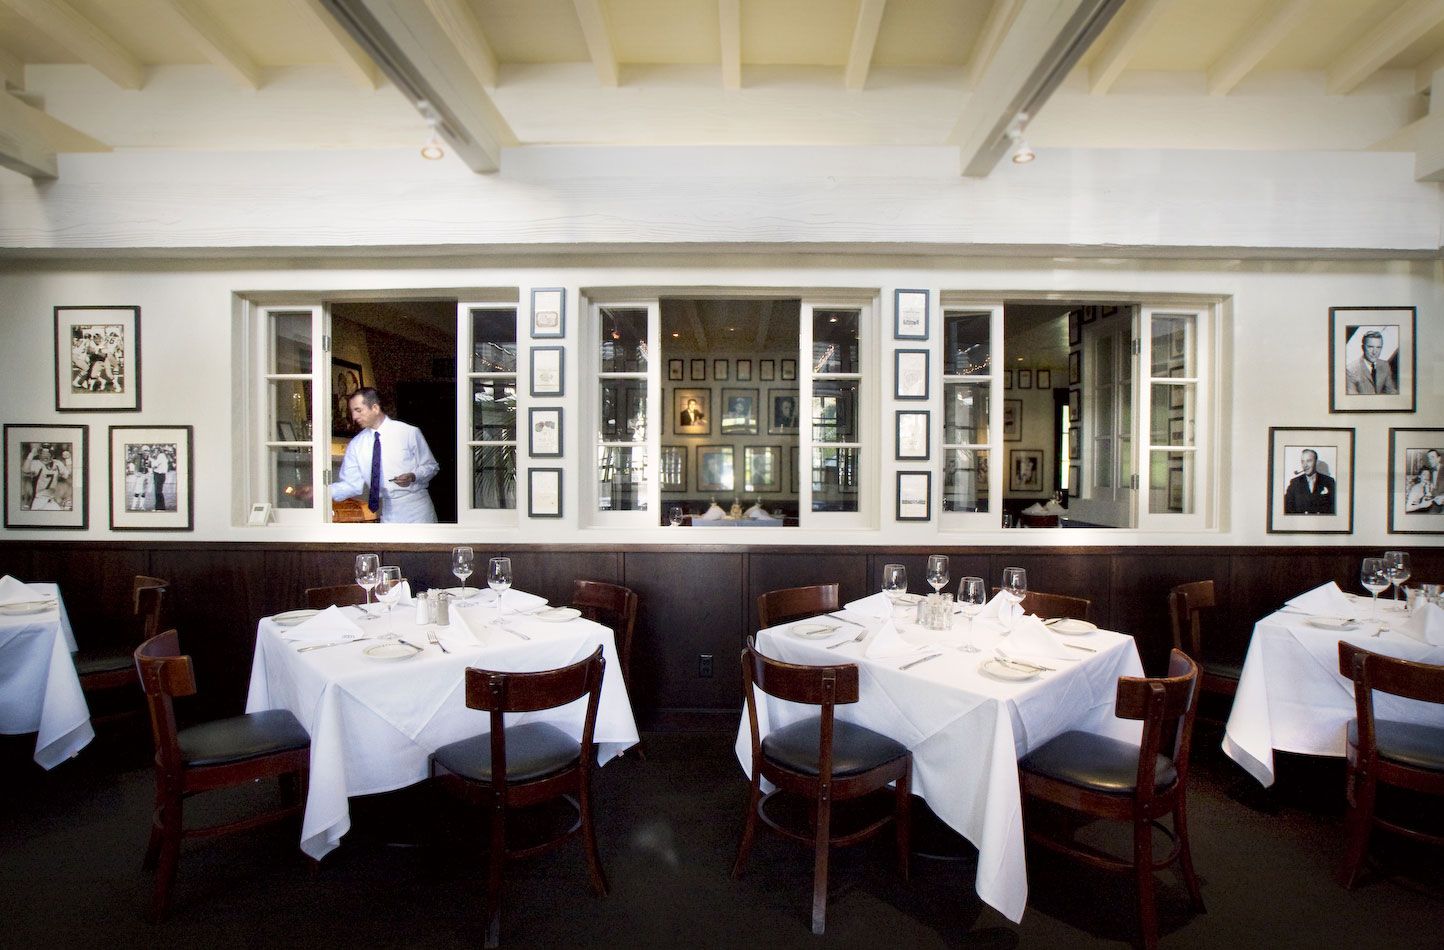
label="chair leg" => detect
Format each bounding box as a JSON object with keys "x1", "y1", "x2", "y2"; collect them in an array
[
  {"x1": 1173, "y1": 800, "x2": 1205, "y2": 912},
  {"x1": 811, "y1": 789, "x2": 832, "y2": 936},
  {"x1": 149, "y1": 795, "x2": 184, "y2": 922},
  {"x1": 483, "y1": 804, "x2": 506, "y2": 950},
  {"x1": 579, "y1": 779, "x2": 609, "y2": 897},
  {"x1": 895, "y1": 763, "x2": 912, "y2": 882},
  {"x1": 731, "y1": 769, "x2": 762, "y2": 879},
  {"x1": 1133, "y1": 817, "x2": 1158, "y2": 950},
  {"x1": 1338, "y1": 769, "x2": 1376, "y2": 889}
]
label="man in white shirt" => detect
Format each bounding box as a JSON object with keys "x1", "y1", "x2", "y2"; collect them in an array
[
  {"x1": 149, "y1": 446, "x2": 171, "y2": 511},
  {"x1": 330, "y1": 387, "x2": 439, "y2": 523}
]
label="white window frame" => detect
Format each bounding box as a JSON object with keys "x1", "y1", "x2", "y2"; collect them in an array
[
  {"x1": 803, "y1": 298, "x2": 875, "y2": 530},
  {"x1": 1137, "y1": 304, "x2": 1213, "y2": 531},
  {"x1": 251, "y1": 303, "x2": 325, "y2": 526},
  {"x1": 587, "y1": 299, "x2": 659, "y2": 528},
  {"x1": 461, "y1": 301, "x2": 520, "y2": 524},
  {"x1": 938, "y1": 301, "x2": 1004, "y2": 531}
]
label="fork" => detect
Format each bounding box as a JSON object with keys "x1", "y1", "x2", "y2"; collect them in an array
[
  {"x1": 826, "y1": 628, "x2": 868, "y2": 650},
  {"x1": 427, "y1": 629, "x2": 450, "y2": 653},
  {"x1": 994, "y1": 650, "x2": 1053, "y2": 672}
]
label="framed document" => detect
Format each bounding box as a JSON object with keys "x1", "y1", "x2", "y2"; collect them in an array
[
  {"x1": 896, "y1": 410, "x2": 929, "y2": 461},
  {"x1": 896, "y1": 471, "x2": 931, "y2": 521},
  {"x1": 530, "y1": 347, "x2": 564, "y2": 397},
  {"x1": 530, "y1": 288, "x2": 565, "y2": 338},
  {"x1": 528, "y1": 468, "x2": 562, "y2": 518},
  {"x1": 894, "y1": 350, "x2": 929, "y2": 400},
  {"x1": 894, "y1": 289, "x2": 929, "y2": 340},
  {"x1": 529, "y1": 407, "x2": 562, "y2": 457}
]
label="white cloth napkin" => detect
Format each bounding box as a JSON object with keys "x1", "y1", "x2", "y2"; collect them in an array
[
  {"x1": 282, "y1": 605, "x2": 364, "y2": 642},
  {"x1": 1401, "y1": 602, "x2": 1444, "y2": 646},
  {"x1": 473, "y1": 588, "x2": 548, "y2": 613},
  {"x1": 1285, "y1": 582, "x2": 1355, "y2": 617},
  {"x1": 1004, "y1": 615, "x2": 1068, "y2": 659},
  {"x1": 864, "y1": 619, "x2": 922, "y2": 659},
  {"x1": 844, "y1": 592, "x2": 895, "y2": 619},
  {"x1": 0, "y1": 575, "x2": 54, "y2": 606},
  {"x1": 1023, "y1": 502, "x2": 1048, "y2": 515},
  {"x1": 979, "y1": 590, "x2": 1024, "y2": 623},
  {"x1": 698, "y1": 502, "x2": 726, "y2": 521},
  {"x1": 744, "y1": 503, "x2": 769, "y2": 519}
]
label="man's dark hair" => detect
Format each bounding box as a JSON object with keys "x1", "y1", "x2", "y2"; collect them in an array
[{"x1": 350, "y1": 386, "x2": 381, "y2": 408}]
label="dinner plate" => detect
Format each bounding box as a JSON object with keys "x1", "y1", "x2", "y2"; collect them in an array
[
  {"x1": 532, "y1": 606, "x2": 581, "y2": 623},
  {"x1": 892, "y1": 593, "x2": 925, "y2": 606},
  {"x1": 363, "y1": 641, "x2": 422, "y2": 660},
  {"x1": 1305, "y1": 616, "x2": 1359, "y2": 631},
  {"x1": 444, "y1": 587, "x2": 482, "y2": 600},
  {"x1": 271, "y1": 609, "x2": 321, "y2": 627},
  {"x1": 980, "y1": 658, "x2": 1037, "y2": 681},
  {"x1": 790, "y1": 622, "x2": 838, "y2": 639},
  {"x1": 0, "y1": 601, "x2": 56, "y2": 615},
  {"x1": 1047, "y1": 618, "x2": 1098, "y2": 635}
]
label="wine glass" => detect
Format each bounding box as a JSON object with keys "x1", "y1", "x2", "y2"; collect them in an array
[
  {"x1": 355, "y1": 554, "x2": 380, "y2": 620},
  {"x1": 488, "y1": 556, "x2": 513, "y2": 624},
  {"x1": 1002, "y1": 567, "x2": 1028, "y2": 602},
  {"x1": 881, "y1": 563, "x2": 907, "y2": 606},
  {"x1": 668, "y1": 506, "x2": 683, "y2": 527},
  {"x1": 957, "y1": 576, "x2": 986, "y2": 653},
  {"x1": 926, "y1": 555, "x2": 950, "y2": 596},
  {"x1": 374, "y1": 566, "x2": 404, "y2": 636},
  {"x1": 1360, "y1": 557, "x2": 1390, "y2": 623},
  {"x1": 1384, "y1": 550, "x2": 1411, "y2": 611},
  {"x1": 451, "y1": 546, "x2": 475, "y2": 594}
]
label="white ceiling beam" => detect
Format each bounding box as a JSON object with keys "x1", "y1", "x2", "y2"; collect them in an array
[
  {"x1": 0, "y1": 0, "x2": 145, "y2": 90},
  {"x1": 298, "y1": 0, "x2": 380, "y2": 89},
  {"x1": 1088, "y1": 0, "x2": 1177, "y2": 95},
  {"x1": 1328, "y1": 0, "x2": 1444, "y2": 96},
  {"x1": 0, "y1": 45, "x2": 23, "y2": 90},
  {"x1": 0, "y1": 87, "x2": 108, "y2": 179},
  {"x1": 844, "y1": 0, "x2": 888, "y2": 91},
  {"x1": 571, "y1": 0, "x2": 619, "y2": 87},
  {"x1": 156, "y1": 0, "x2": 263, "y2": 89},
  {"x1": 1413, "y1": 45, "x2": 1444, "y2": 92},
  {"x1": 719, "y1": 0, "x2": 740, "y2": 90},
  {"x1": 968, "y1": 0, "x2": 1022, "y2": 90},
  {"x1": 423, "y1": 0, "x2": 498, "y2": 88},
  {"x1": 1206, "y1": 0, "x2": 1312, "y2": 96}
]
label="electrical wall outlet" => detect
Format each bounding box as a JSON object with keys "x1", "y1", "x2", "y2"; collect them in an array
[{"x1": 699, "y1": 654, "x2": 714, "y2": 678}]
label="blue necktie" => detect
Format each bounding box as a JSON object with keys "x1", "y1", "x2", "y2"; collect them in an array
[{"x1": 368, "y1": 431, "x2": 382, "y2": 513}]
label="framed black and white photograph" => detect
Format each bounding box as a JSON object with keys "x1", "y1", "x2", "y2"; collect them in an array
[
  {"x1": 530, "y1": 288, "x2": 565, "y2": 339},
  {"x1": 768, "y1": 388, "x2": 800, "y2": 435},
  {"x1": 1068, "y1": 426, "x2": 1080, "y2": 458},
  {"x1": 721, "y1": 388, "x2": 758, "y2": 435},
  {"x1": 668, "y1": 358, "x2": 684, "y2": 381},
  {"x1": 1068, "y1": 389, "x2": 1080, "y2": 421},
  {"x1": 690, "y1": 358, "x2": 706, "y2": 381},
  {"x1": 55, "y1": 305, "x2": 140, "y2": 412},
  {"x1": 790, "y1": 446, "x2": 799, "y2": 494},
  {"x1": 109, "y1": 425, "x2": 193, "y2": 531},
  {"x1": 896, "y1": 471, "x2": 931, "y2": 521},
  {"x1": 1329, "y1": 306, "x2": 1415, "y2": 413},
  {"x1": 1003, "y1": 399, "x2": 1022, "y2": 442},
  {"x1": 1037, "y1": 369, "x2": 1052, "y2": 389},
  {"x1": 674, "y1": 388, "x2": 711, "y2": 435},
  {"x1": 896, "y1": 410, "x2": 929, "y2": 460},
  {"x1": 697, "y1": 445, "x2": 734, "y2": 492},
  {"x1": 530, "y1": 347, "x2": 564, "y2": 397},
  {"x1": 1387, "y1": 428, "x2": 1444, "y2": 534},
  {"x1": 4, "y1": 425, "x2": 87, "y2": 529},
  {"x1": 1068, "y1": 351, "x2": 1081, "y2": 386},
  {"x1": 781, "y1": 358, "x2": 797, "y2": 381},
  {"x1": 760, "y1": 359, "x2": 776, "y2": 381},
  {"x1": 1009, "y1": 449, "x2": 1043, "y2": 492},
  {"x1": 1069, "y1": 463, "x2": 1081, "y2": 499},
  {"x1": 1018, "y1": 369, "x2": 1033, "y2": 390},
  {"x1": 660, "y1": 445, "x2": 687, "y2": 492},
  {"x1": 744, "y1": 445, "x2": 781, "y2": 492},
  {"x1": 894, "y1": 349, "x2": 929, "y2": 400},
  {"x1": 894, "y1": 289, "x2": 929, "y2": 340},
  {"x1": 1267, "y1": 426, "x2": 1355, "y2": 534},
  {"x1": 736, "y1": 359, "x2": 752, "y2": 381},
  {"x1": 331, "y1": 357, "x2": 363, "y2": 436},
  {"x1": 1004, "y1": 369, "x2": 1014, "y2": 390},
  {"x1": 713, "y1": 359, "x2": 729, "y2": 381},
  {"x1": 528, "y1": 407, "x2": 562, "y2": 457},
  {"x1": 528, "y1": 467, "x2": 562, "y2": 518},
  {"x1": 1068, "y1": 311, "x2": 1081, "y2": 346}
]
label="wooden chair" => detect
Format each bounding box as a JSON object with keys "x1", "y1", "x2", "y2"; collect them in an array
[
  {"x1": 570, "y1": 580, "x2": 638, "y2": 689},
  {"x1": 733, "y1": 639, "x2": 912, "y2": 935},
  {"x1": 134, "y1": 630, "x2": 311, "y2": 921},
  {"x1": 1168, "y1": 580, "x2": 1240, "y2": 699},
  {"x1": 305, "y1": 583, "x2": 369, "y2": 610},
  {"x1": 1018, "y1": 649, "x2": 1203, "y2": 950},
  {"x1": 1336, "y1": 642, "x2": 1444, "y2": 889},
  {"x1": 991, "y1": 587, "x2": 1091, "y2": 622},
  {"x1": 430, "y1": 647, "x2": 608, "y2": 948},
  {"x1": 757, "y1": 583, "x2": 840, "y2": 629},
  {"x1": 75, "y1": 575, "x2": 168, "y2": 726}
]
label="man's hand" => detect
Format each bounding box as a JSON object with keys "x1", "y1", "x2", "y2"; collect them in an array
[{"x1": 390, "y1": 472, "x2": 417, "y2": 487}]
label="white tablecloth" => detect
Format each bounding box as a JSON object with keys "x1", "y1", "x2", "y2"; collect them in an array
[
  {"x1": 735, "y1": 611, "x2": 1143, "y2": 924},
  {"x1": 0, "y1": 584, "x2": 93, "y2": 769},
  {"x1": 246, "y1": 598, "x2": 640, "y2": 860},
  {"x1": 1223, "y1": 598, "x2": 1444, "y2": 787}
]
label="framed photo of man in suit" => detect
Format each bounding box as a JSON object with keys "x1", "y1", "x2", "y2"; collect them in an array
[
  {"x1": 1267, "y1": 427, "x2": 1354, "y2": 534},
  {"x1": 1330, "y1": 306, "x2": 1415, "y2": 414}
]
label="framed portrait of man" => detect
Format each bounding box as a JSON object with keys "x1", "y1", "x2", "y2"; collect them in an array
[
  {"x1": 674, "y1": 388, "x2": 711, "y2": 435},
  {"x1": 1009, "y1": 449, "x2": 1043, "y2": 492},
  {"x1": 1267, "y1": 426, "x2": 1354, "y2": 534},
  {"x1": 768, "y1": 389, "x2": 800, "y2": 435},
  {"x1": 697, "y1": 445, "x2": 734, "y2": 492},
  {"x1": 720, "y1": 388, "x2": 758, "y2": 435},
  {"x1": 109, "y1": 425, "x2": 194, "y2": 531},
  {"x1": 1387, "y1": 428, "x2": 1444, "y2": 534},
  {"x1": 1329, "y1": 306, "x2": 1415, "y2": 413},
  {"x1": 4, "y1": 424, "x2": 88, "y2": 529}
]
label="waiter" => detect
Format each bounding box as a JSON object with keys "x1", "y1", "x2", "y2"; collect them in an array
[{"x1": 329, "y1": 387, "x2": 439, "y2": 523}]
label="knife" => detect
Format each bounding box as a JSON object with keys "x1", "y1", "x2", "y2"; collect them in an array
[{"x1": 899, "y1": 652, "x2": 941, "y2": 671}]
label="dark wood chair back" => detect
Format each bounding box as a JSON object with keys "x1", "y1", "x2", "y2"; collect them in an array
[
  {"x1": 570, "y1": 580, "x2": 638, "y2": 686},
  {"x1": 77, "y1": 575, "x2": 171, "y2": 726},
  {"x1": 134, "y1": 575, "x2": 168, "y2": 639},
  {"x1": 1168, "y1": 579, "x2": 1215, "y2": 666},
  {"x1": 1115, "y1": 649, "x2": 1200, "y2": 802},
  {"x1": 991, "y1": 587, "x2": 1090, "y2": 621},
  {"x1": 757, "y1": 583, "x2": 840, "y2": 629},
  {"x1": 306, "y1": 583, "x2": 372, "y2": 610},
  {"x1": 134, "y1": 629, "x2": 195, "y2": 773}
]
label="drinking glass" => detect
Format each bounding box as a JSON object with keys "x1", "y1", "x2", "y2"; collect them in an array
[
  {"x1": 881, "y1": 563, "x2": 907, "y2": 605},
  {"x1": 355, "y1": 554, "x2": 380, "y2": 619},
  {"x1": 451, "y1": 546, "x2": 475, "y2": 592},
  {"x1": 1383, "y1": 550, "x2": 1411, "y2": 610},
  {"x1": 1360, "y1": 557, "x2": 1390, "y2": 622},
  {"x1": 668, "y1": 506, "x2": 683, "y2": 527},
  {"x1": 1002, "y1": 567, "x2": 1028, "y2": 601},
  {"x1": 926, "y1": 555, "x2": 950, "y2": 595},
  {"x1": 488, "y1": 556, "x2": 513, "y2": 623},
  {"x1": 375, "y1": 566, "x2": 404, "y2": 637},
  {"x1": 957, "y1": 576, "x2": 986, "y2": 653}
]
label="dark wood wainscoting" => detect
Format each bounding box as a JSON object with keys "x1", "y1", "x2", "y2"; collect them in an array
[{"x1": 4, "y1": 541, "x2": 1439, "y2": 726}]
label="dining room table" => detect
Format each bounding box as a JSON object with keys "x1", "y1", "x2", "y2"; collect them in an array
[
  {"x1": 245, "y1": 590, "x2": 641, "y2": 860},
  {"x1": 1223, "y1": 593, "x2": 1444, "y2": 788},
  {"x1": 0, "y1": 580, "x2": 94, "y2": 770},
  {"x1": 734, "y1": 600, "x2": 1145, "y2": 924}
]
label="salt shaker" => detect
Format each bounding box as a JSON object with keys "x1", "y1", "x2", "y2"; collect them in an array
[
  {"x1": 414, "y1": 590, "x2": 432, "y2": 625},
  {"x1": 435, "y1": 591, "x2": 451, "y2": 627}
]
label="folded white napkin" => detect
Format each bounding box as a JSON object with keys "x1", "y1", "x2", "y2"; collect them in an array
[
  {"x1": 844, "y1": 592, "x2": 895, "y2": 619},
  {"x1": 698, "y1": 503, "x2": 726, "y2": 521},
  {"x1": 1285, "y1": 582, "x2": 1355, "y2": 617},
  {"x1": 1004, "y1": 615, "x2": 1068, "y2": 659},
  {"x1": 744, "y1": 504, "x2": 769, "y2": 520},
  {"x1": 979, "y1": 590, "x2": 1024, "y2": 623},
  {"x1": 0, "y1": 575, "x2": 53, "y2": 606},
  {"x1": 473, "y1": 588, "x2": 548, "y2": 613},
  {"x1": 282, "y1": 605, "x2": 364, "y2": 642},
  {"x1": 1401, "y1": 602, "x2": 1444, "y2": 646},
  {"x1": 1044, "y1": 499, "x2": 1066, "y2": 513},
  {"x1": 864, "y1": 619, "x2": 922, "y2": 659},
  {"x1": 1023, "y1": 502, "x2": 1048, "y2": 515}
]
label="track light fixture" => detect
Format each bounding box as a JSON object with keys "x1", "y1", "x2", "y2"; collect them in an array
[
  {"x1": 1005, "y1": 112, "x2": 1035, "y2": 165},
  {"x1": 417, "y1": 100, "x2": 445, "y2": 161}
]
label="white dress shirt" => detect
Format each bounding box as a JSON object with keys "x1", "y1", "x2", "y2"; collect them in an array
[{"x1": 330, "y1": 415, "x2": 439, "y2": 523}]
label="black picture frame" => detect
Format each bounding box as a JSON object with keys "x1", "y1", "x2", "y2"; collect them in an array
[
  {"x1": 1003, "y1": 399, "x2": 1022, "y2": 442},
  {"x1": 530, "y1": 347, "x2": 564, "y2": 397},
  {"x1": 744, "y1": 445, "x2": 782, "y2": 492},
  {"x1": 1018, "y1": 369, "x2": 1033, "y2": 390},
  {"x1": 55, "y1": 305, "x2": 140, "y2": 412},
  {"x1": 1266, "y1": 426, "x2": 1355, "y2": 534},
  {"x1": 1009, "y1": 449, "x2": 1043, "y2": 493},
  {"x1": 1068, "y1": 351, "x2": 1081, "y2": 386},
  {"x1": 108, "y1": 425, "x2": 194, "y2": 531},
  {"x1": 1068, "y1": 389, "x2": 1080, "y2": 421},
  {"x1": 4, "y1": 424, "x2": 88, "y2": 529},
  {"x1": 1069, "y1": 463, "x2": 1081, "y2": 498},
  {"x1": 896, "y1": 410, "x2": 929, "y2": 460},
  {"x1": 1004, "y1": 369, "x2": 1013, "y2": 390},
  {"x1": 760, "y1": 359, "x2": 776, "y2": 381},
  {"x1": 781, "y1": 358, "x2": 797, "y2": 381},
  {"x1": 667, "y1": 358, "x2": 684, "y2": 381},
  {"x1": 768, "y1": 388, "x2": 800, "y2": 435},
  {"x1": 713, "y1": 358, "x2": 729, "y2": 381},
  {"x1": 690, "y1": 358, "x2": 706, "y2": 381},
  {"x1": 894, "y1": 288, "x2": 929, "y2": 340},
  {"x1": 528, "y1": 407, "x2": 562, "y2": 458},
  {"x1": 674, "y1": 388, "x2": 711, "y2": 435},
  {"x1": 528, "y1": 467, "x2": 563, "y2": 518},
  {"x1": 529, "y1": 287, "x2": 565, "y2": 339},
  {"x1": 790, "y1": 445, "x2": 799, "y2": 494},
  {"x1": 894, "y1": 349, "x2": 929, "y2": 400},
  {"x1": 331, "y1": 357, "x2": 364, "y2": 437},
  {"x1": 1329, "y1": 306, "x2": 1416, "y2": 413},
  {"x1": 896, "y1": 471, "x2": 931, "y2": 521},
  {"x1": 736, "y1": 359, "x2": 752, "y2": 381},
  {"x1": 1068, "y1": 311, "x2": 1081, "y2": 345},
  {"x1": 721, "y1": 387, "x2": 759, "y2": 435},
  {"x1": 1037, "y1": 369, "x2": 1052, "y2": 389},
  {"x1": 660, "y1": 445, "x2": 687, "y2": 492},
  {"x1": 697, "y1": 445, "x2": 735, "y2": 492},
  {"x1": 1387, "y1": 427, "x2": 1444, "y2": 534}
]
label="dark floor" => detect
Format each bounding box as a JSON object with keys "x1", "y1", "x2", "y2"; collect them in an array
[{"x1": 2, "y1": 718, "x2": 1441, "y2": 949}]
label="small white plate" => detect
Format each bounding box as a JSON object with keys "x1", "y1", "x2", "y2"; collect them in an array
[
  {"x1": 0, "y1": 601, "x2": 56, "y2": 615},
  {"x1": 532, "y1": 606, "x2": 581, "y2": 623},
  {"x1": 1048, "y1": 618, "x2": 1098, "y2": 636},
  {"x1": 1305, "y1": 616, "x2": 1359, "y2": 631},
  {"x1": 980, "y1": 658, "x2": 1038, "y2": 681},
  {"x1": 363, "y1": 641, "x2": 422, "y2": 660},
  {"x1": 893, "y1": 593, "x2": 925, "y2": 606},
  {"x1": 272, "y1": 609, "x2": 320, "y2": 627},
  {"x1": 444, "y1": 587, "x2": 482, "y2": 600},
  {"x1": 790, "y1": 622, "x2": 838, "y2": 639}
]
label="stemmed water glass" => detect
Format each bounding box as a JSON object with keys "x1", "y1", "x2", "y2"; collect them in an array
[
  {"x1": 374, "y1": 566, "x2": 404, "y2": 637},
  {"x1": 1360, "y1": 557, "x2": 1390, "y2": 623},
  {"x1": 926, "y1": 555, "x2": 950, "y2": 596},
  {"x1": 1384, "y1": 551, "x2": 1411, "y2": 611},
  {"x1": 882, "y1": 563, "x2": 908, "y2": 607},
  {"x1": 957, "y1": 576, "x2": 986, "y2": 653},
  {"x1": 488, "y1": 556, "x2": 513, "y2": 624},
  {"x1": 1002, "y1": 567, "x2": 1028, "y2": 602},
  {"x1": 451, "y1": 546, "x2": 475, "y2": 594},
  {"x1": 355, "y1": 554, "x2": 380, "y2": 620}
]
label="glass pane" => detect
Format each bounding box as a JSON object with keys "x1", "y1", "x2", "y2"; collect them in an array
[
  {"x1": 943, "y1": 383, "x2": 990, "y2": 444},
  {"x1": 270, "y1": 311, "x2": 311, "y2": 374},
  {"x1": 944, "y1": 311, "x2": 990, "y2": 376},
  {"x1": 471, "y1": 381, "x2": 517, "y2": 441},
  {"x1": 270, "y1": 380, "x2": 312, "y2": 442},
  {"x1": 270, "y1": 447, "x2": 312, "y2": 509},
  {"x1": 812, "y1": 380, "x2": 858, "y2": 443},
  {"x1": 943, "y1": 448, "x2": 989, "y2": 512},
  {"x1": 470, "y1": 445, "x2": 517, "y2": 509},
  {"x1": 599, "y1": 307, "x2": 649, "y2": 373},
  {"x1": 471, "y1": 308, "x2": 518, "y2": 373},
  {"x1": 600, "y1": 379, "x2": 648, "y2": 442},
  {"x1": 1149, "y1": 451, "x2": 1194, "y2": 514},
  {"x1": 743, "y1": 446, "x2": 780, "y2": 493},
  {"x1": 597, "y1": 445, "x2": 649, "y2": 511},
  {"x1": 1150, "y1": 383, "x2": 1194, "y2": 447},
  {"x1": 1094, "y1": 437, "x2": 1113, "y2": 489},
  {"x1": 1094, "y1": 334, "x2": 1114, "y2": 384},
  {"x1": 811, "y1": 447, "x2": 859, "y2": 512},
  {"x1": 812, "y1": 309, "x2": 860, "y2": 374},
  {"x1": 1150, "y1": 313, "x2": 1193, "y2": 378}
]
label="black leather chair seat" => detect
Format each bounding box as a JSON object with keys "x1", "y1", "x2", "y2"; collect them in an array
[
  {"x1": 1021, "y1": 730, "x2": 1177, "y2": 795},
  {"x1": 762, "y1": 717, "x2": 908, "y2": 777},
  {"x1": 178, "y1": 710, "x2": 310, "y2": 767},
  {"x1": 1203, "y1": 658, "x2": 1241, "y2": 681},
  {"x1": 1348, "y1": 719, "x2": 1444, "y2": 773},
  {"x1": 432, "y1": 722, "x2": 580, "y2": 783},
  {"x1": 74, "y1": 648, "x2": 134, "y2": 676}
]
